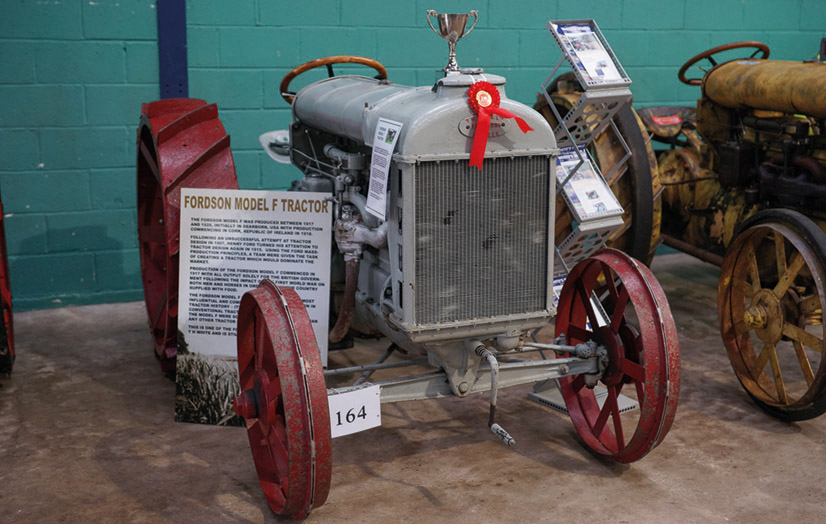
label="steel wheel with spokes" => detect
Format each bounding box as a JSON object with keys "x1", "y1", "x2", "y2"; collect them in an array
[
  {"x1": 235, "y1": 280, "x2": 332, "y2": 519},
  {"x1": 556, "y1": 249, "x2": 680, "y2": 463},
  {"x1": 719, "y1": 209, "x2": 826, "y2": 421}
]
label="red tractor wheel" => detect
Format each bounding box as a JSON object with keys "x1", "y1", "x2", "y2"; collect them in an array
[
  {"x1": 556, "y1": 249, "x2": 680, "y2": 463},
  {"x1": 136, "y1": 99, "x2": 238, "y2": 373},
  {"x1": 234, "y1": 280, "x2": 332, "y2": 519},
  {"x1": 0, "y1": 191, "x2": 14, "y2": 375}
]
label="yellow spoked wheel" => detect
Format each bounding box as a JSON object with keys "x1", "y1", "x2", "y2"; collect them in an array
[{"x1": 719, "y1": 209, "x2": 826, "y2": 420}]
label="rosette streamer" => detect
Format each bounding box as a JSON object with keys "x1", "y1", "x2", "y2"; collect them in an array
[{"x1": 466, "y1": 82, "x2": 533, "y2": 170}]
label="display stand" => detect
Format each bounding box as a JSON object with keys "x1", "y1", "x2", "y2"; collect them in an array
[{"x1": 540, "y1": 19, "x2": 633, "y2": 274}]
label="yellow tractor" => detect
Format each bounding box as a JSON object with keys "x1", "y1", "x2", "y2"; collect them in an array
[{"x1": 638, "y1": 41, "x2": 826, "y2": 420}]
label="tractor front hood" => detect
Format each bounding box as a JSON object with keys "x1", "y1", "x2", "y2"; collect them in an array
[{"x1": 291, "y1": 72, "x2": 555, "y2": 160}]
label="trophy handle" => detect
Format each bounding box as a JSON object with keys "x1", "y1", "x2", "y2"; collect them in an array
[
  {"x1": 426, "y1": 10, "x2": 441, "y2": 37},
  {"x1": 464, "y1": 10, "x2": 479, "y2": 36}
]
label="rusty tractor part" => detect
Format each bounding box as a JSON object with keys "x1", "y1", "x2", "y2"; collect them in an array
[
  {"x1": 656, "y1": 143, "x2": 761, "y2": 259},
  {"x1": 535, "y1": 73, "x2": 662, "y2": 265},
  {"x1": 137, "y1": 99, "x2": 239, "y2": 373},
  {"x1": 555, "y1": 249, "x2": 680, "y2": 462},
  {"x1": 636, "y1": 106, "x2": 702, "y2": 149},
  {"x1": 650, "y1": 38, "x2": 826, "y2": 420},
  {"x1": 719, "y1": 209, "x2": 826, "y2": 420},
  {"x1": 234, "y1": 280, "x2": 332, "y2": 520},
  {"x1": 0, "y1": 190, "x2": 14, "y2": 375},
  {"x1": 647, "y1": 41, "x2": 826, "y2": 262},
  {"x1": 279, "y1": 55, "x2": 388, "y2": 104},
  {"x1": 703, "y1": 59, "x2": 826, "y2": 119}
]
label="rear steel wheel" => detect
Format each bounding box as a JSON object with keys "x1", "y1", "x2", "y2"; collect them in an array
[
  {"x1": 235, "y1": 280, "x2": 332, "y2": 519},
  {"x1": 137, "y1": 99, "x2": 238, "y2": 373},
  {"x1": 719, "y1": 209, "x2": 826, "y2": 420},
  {"x1": 0, "y1": 191, "x2": 13, "y2": 375},
  {"x1": 556, "y1": 249, "x2": 680, "y2": 462}
]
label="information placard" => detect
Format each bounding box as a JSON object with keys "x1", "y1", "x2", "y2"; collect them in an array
[
  {"x1": 175, "y1": 188, "x2": 332, "y2": 426},
  {"x1": 366, "y1": 118, "x2": 403, "y2": 221},
  {"x1": 328, "y1": 385, "x2": 381, "y2": 438},
  {"x1": 556, "y1": 146, "x2": 623, "y2": 221},
  {"x1": 179, "y1": 188, "x2": 332, "y2": 359},
  {"x1": 549, "y1": 20, "x2": 630, "y2": 88}
]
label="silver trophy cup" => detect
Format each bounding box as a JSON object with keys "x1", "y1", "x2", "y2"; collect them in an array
[{"x1": 426, "y1": 9, "x2": 479, "y2": 73}]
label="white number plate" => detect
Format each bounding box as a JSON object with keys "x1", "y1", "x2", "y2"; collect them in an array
[{"x1": 327, "y1": 385, "x2": 381, "y2": 438}]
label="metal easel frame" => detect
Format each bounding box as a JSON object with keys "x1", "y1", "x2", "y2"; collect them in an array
[{"x1": 540, "y1": 19, "x2": 635, "y2": 274}]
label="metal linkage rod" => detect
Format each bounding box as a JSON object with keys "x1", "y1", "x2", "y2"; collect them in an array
[
  {"x1": 519, "y1": 342, "x2": 578, "y2": 354},
  {"x1": 353, "y1": 344, "x2": 398, "y2": 386},
  {"x1": 475, "y1": 344, "x2": 515, "y2": 447},
  {"x1": 522, "y1": 338, "x2": 599, "y2": 360},
  {"x1": 323, "y1": 357, "x2": 429, "y2": 377}
]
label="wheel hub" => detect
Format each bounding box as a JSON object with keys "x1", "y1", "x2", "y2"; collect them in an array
[
  {"x1": 746, "y1": 289, "x2": 784, "y2": 344},
  {"x1": 234, "y1": 389, "x2": 259, "y2": 419},
  {"x1": 234, "y1": 370, "x2": 277, "y2": 433},
  {"x1": 595, "y1": 325, "x2": 625, "y2": 386}
]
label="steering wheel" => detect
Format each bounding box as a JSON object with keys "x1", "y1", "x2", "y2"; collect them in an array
[
  {"x1": 280, "y1": 55, "x2": 388, "y2": 104},
  {"x1": 678, "y1": 41, "x2": 770, "y2": 86}
]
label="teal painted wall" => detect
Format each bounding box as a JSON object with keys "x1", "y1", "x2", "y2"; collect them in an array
[
  {"x1": 0, "y1": 0, "x2": 158, "y2": 310},
  {"x1": 0, "y1": 0, "x2": 824, "y2": 310}
]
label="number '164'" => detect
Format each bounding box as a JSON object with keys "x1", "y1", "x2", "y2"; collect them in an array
[{"x1": 335, "y1": 406, "x2": 367, "y2": 426}]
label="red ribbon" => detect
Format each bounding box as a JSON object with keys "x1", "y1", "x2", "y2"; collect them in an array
[{"x1": 466, "y1": 81, "x2": 533, "y2": 170}]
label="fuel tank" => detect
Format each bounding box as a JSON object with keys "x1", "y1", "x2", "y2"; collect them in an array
[
  {"x1": 703, "y1": 59, "x2": 826, "y2": 118},
  {"x1": 291, "y1": 72, "x2": 555, "y2": 159}
]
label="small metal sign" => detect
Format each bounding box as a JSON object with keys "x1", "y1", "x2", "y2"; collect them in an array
[{"x1": 328, "y1": 385, "x2": 382, "y2": 438}]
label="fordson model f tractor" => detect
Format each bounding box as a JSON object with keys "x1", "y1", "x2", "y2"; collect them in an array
[
  {"x1": 638, "y1": 41, "x2": 826, "y2": 421},
  {"x1": 137, "y1": 13, "x2": 680, "y2": 519}
]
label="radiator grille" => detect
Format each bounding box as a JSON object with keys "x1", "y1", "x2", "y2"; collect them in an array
[{"x1": 413, "y1": 156, "x2": 551, "y2": 325}]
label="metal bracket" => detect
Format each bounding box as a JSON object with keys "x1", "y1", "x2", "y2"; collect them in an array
[
  {"x1": 156, "y1": 0, "x2": 188, "y2": 99},
  {"x1": 540, "y1": 84, "x2": 632, "y2": 274}
]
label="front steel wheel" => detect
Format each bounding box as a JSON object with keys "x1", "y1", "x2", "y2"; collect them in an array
[
  {"x1": 556, "y1": 249, "x2": 680, "y2": 463},
  {"x1": 235, "y1": 280, "x2": 332, "y2": 519}
]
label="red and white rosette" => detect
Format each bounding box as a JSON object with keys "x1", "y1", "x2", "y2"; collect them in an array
[{"x1": 466, "y1": 81, "x2": 533, "y2": 170}]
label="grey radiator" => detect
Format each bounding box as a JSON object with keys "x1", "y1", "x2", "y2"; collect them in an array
[{"x1": 413, "y1": 156, "x2": 551, "y2": 326}]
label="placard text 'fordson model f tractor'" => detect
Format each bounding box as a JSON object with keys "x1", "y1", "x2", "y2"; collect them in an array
[
  {"x1": 137, "y1": 13, "x2": 681, "y2": 519},
  {"x1": 639, "y1": 40, "x2": 826, "y2": 422}
]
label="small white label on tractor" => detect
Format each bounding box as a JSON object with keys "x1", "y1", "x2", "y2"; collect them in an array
[
  {"x1": 328, "y1": 384, "x2": 381, "y2": 438},
  {"x1": 366, "y1": 118, "x2": 403, "y2": 221}
]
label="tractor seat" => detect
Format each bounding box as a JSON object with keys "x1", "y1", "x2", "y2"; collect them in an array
[{"x1": 637, "y1": 106, "x2": 697, "y2": 140}]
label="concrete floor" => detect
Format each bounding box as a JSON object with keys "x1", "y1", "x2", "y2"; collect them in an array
[{"x1": 1, "y1": 253, "x2": 825, "y2": 523}]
